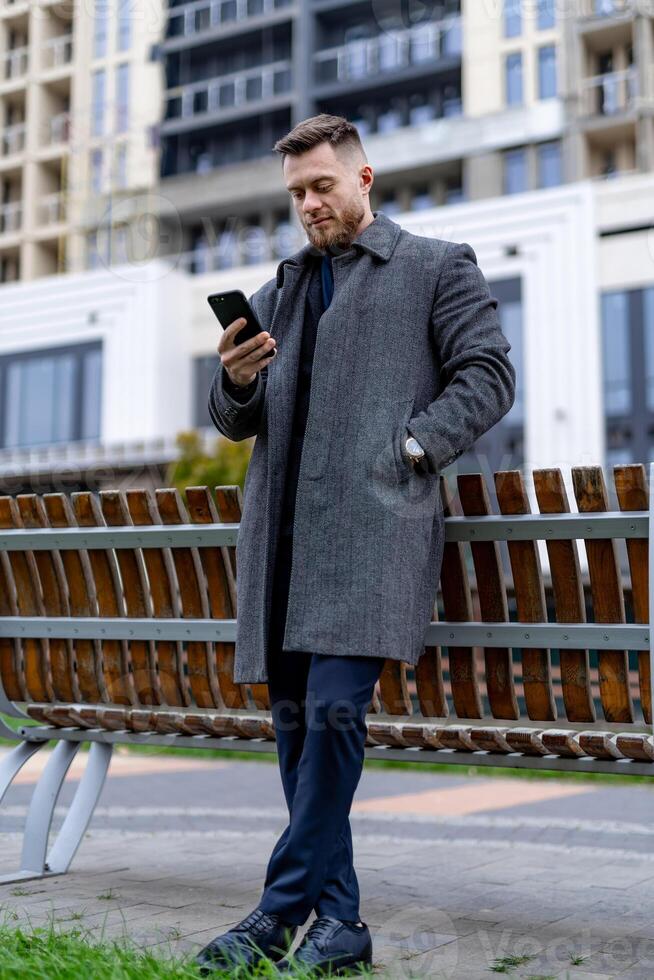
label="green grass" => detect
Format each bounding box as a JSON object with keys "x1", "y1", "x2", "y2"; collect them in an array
[{"x1": 0, "y1": 908, "x2": 375, "y2": 979}]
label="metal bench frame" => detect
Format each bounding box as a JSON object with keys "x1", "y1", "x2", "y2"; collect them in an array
[{"x1": 0, "y1": 464, "x2": 652, "y2": 884}]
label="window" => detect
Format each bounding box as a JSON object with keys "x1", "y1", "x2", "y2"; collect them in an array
[
  {"x1": 92, "y1": 69, "x2": 105, "y2": 136},
  {"x1": 456, "y1": 277, "x2": 524, "y2": 472},
  {"x1": 601, "y1": 287, "x2": 654, "y2": 466},
  {"x1": 538, "y1": 44, "x2": 557, "y2": 99},
  {"x1": 195, "y1": 355, "x2": 219, "y2": 428},
  {"x1": 537, "y1": 140, "x2": 562, "y2": 187},
  {"x1": 117, "y1": 0, "x2": 131, "y2": 51},
  {"x1": 379, "y1": 194, "x2": 402, "y2": 216},
  {"x1": 86, "y1": 230, "x2": 102, "y2": 270},
  {"x1": 116, "y1": 63, "x2": 129, "y2": 133},
  {"x1": 410, "y1": 187, "x2": 432, "y2": 211},
  {"x1": 409, "y1": 94, "x2": 435, "y2": 126},
  {"x1": 505, "y1": 52, "x2": 523, "y2": 106},
  {"x1": 504, "y1": 147, "x2": 528, "y2": 194},
  {"x1": 0, "y1": 343, "x2": 102, "y2": 448},
  {"x1": 537, "y1": 0, "x2": 555, "y2": 28},
  {"x1": 504, "y1": 0, "x2": 521, "y2": 37},
  {"x1": 93, "y1": 0, "x2": 108, "y2": 58},
  {"x1": 90, "y1": 148, "x2": 103, "y2": 194},
  {"x1": 114, "y1": 143, "x2": 127, "y2": 187}
]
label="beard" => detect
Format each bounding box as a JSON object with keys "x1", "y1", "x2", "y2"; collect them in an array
[{"x1": 306, "y1": 199, "x2": 366, "y2": 251}]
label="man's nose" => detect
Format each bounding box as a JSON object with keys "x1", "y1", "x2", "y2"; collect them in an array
[{"x1": 303, "y1": 194, "x2": 322, "y2": 214}]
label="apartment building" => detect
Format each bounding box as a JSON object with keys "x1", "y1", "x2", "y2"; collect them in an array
[
  {"x1": 0, "y1": 0, "x2": 164, "y2": 283},
  {"x1": 0, "y1": 0, "x2": 653, "y2": 498}
]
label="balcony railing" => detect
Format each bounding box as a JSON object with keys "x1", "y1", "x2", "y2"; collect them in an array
[
  {"x1": 3, "y1": 46, "x2": 28, "y2": 82},
  {"x1": 581, "y1": 67, "x2": 638, "y2": 117},
  {"x1": 579, "y1": 0, "x2": 637, "y2": 19},
  {"x1": 0, "y1": 201, "x2": 22, "y2": 234},
  {"x1": 45, "y1": 110, "x2": 71, "y2": 146},
  {"x1": 37, "y1": 191, "x2": 66, "y2": 226},
  {"x1": 42, "y1": 34, "x2": 73, "y2": 70},
  {"x1": 166, "y1": 0, "x2": 293, "y2": 40},
  {"x1": 1, "y1": 122, "x2": 25, "y2": 156},
  {"x1": 314, "y1": 17, "x2": 461, "y2": 87},
  {"x1": 164, "y1": 58, "x2": 292, "y2": 122}
]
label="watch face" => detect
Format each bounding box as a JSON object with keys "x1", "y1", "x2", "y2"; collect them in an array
[{"x1": 405, "y1": 436, "x2": 424, "y2": 458}]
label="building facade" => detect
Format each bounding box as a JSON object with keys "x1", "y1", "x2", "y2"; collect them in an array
[{"x1": 0, "y1": 0, "x2": 653, "y2": 498}]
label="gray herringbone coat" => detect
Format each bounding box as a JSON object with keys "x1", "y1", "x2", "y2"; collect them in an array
[{"x1": 208, "y1": 211, "x2": 516, "y2": 684}]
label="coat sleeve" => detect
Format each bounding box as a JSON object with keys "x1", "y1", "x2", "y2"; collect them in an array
[
  {"x1": 207, "y1": 289, "x2": 268, "y2": 441},
  {"x1": 405, "y1": 241, "x2": 516, "y2": 475}
]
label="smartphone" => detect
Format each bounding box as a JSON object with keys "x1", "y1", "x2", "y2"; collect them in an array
[{"x1": 207, "y1": 290, "x2": 264, "y2": 346}]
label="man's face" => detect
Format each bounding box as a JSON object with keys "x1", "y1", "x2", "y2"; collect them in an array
[{"x1": 283, "y1": 142, "x2": 371, "y2": 250}]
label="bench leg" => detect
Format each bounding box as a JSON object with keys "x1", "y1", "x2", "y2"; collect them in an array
[{"x1": 0, "y1": 739, "x2": 113, "y2": 885}]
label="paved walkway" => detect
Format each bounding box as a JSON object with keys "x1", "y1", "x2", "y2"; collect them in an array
[{"x1": 1, "y1": 744, "x2": 654, "y2": 979}]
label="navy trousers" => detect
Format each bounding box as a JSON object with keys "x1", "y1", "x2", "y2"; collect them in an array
[{"x1": 258, "y1": 533, "x2": 385, "y2": 926}]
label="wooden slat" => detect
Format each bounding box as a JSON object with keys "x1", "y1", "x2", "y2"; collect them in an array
[
  {"x1": 0, "y1": 497, "x2": 52, "y2": 702},
  {"x1": 0, "y1": 549, "x2": 26, "y2": 702},
  {"x1": 495, "y1": 470, "x2": 556, "y2": 721},
  {"x1": 431, "y1": 475, "x2": 480, "y2": 719},
  {"x1": 125, "y1": 490, "x2": 189, "y2": 707},
  {"x1": 572, "y1": 467, "x2": 634, "y2": 724},
  {"x1": 156, "y1": 488, "x2": 221, "y2": 709},
  {"x1": 614, "y1": 464, "x2": 650, "y2": 724},
  {"x1": 458, "y1": 474, "x2": 519, "y2": 720},
  {"x1": 72, "y1": 492, "x2": 136, "y2": 707},
  {"x1": 377, "y1": 659, "x2": 412, "y2": 716},
  {"x1": 533, "y1": 468, "x2": 595, "y2": 723},
  {"x1": 185, "y1": 487, "x2": 247, "y2": 711},
  {"x1": 100, "y1": 491, "x2": 161, "y2": 706},
  {"x1": 214, "y1": 485, "x2": 270, "y2": 711},
  {"x1": 43, "y1": 494, "x2": 106, "y2": 704},
  {"x1": 17, "y1": 495, "x2": 79, "y2": 704}
]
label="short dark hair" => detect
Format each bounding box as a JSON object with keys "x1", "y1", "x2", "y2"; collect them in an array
[{"x1": 272, "y1": 113, "x2": 367, "y2": 166}]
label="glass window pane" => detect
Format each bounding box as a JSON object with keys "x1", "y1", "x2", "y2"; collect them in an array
[
  {"x1": 81, "y1": 348, "x2": 102, "y2": 439},
  {"x1": 504, "y1": 148, "x2": 528, "y2": 194},
  {"x1": 601, "y1": 291, "x2": 631, "y2": 416},
  {"x1": 502, "y1": 301, "x2": 523, "y2": 425},
  {"x1": 644, "y1": 287, "x2": 654, "y2": 411},
  {"x1": 94, "y1": 0, "x2": 108, "y2": 58},
  {"x1": 537, "y1": 140, "x2": 562, "y2": 187},
  {"x1": 2, "y1": 345, "x2": 101, "y2": 448},
  {"x1": 504, "y1": 0, "x2": 521, "y2": 37},
  {"x1": 538, "y1": 44, "x2": 557, "y2": 99},
  {"x1": 92, "y1": 69, "x2": 105, "y2": 136},
  {"x1": 117, "y1": 0, "x2": 131, "y2": 51},
  {"x1": 537, "y1": 0, "x2": 555, "y2": 28},
  {"x1": 506, "y1": 52, "x2": 523, "y2": 105},
  {"x1": 116, "y1": 63, "x2": 129, "y2": 133}
]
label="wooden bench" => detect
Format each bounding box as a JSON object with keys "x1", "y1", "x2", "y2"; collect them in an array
[{"x1": 0, "y1": 463, "x2": 652, "y2": 885}]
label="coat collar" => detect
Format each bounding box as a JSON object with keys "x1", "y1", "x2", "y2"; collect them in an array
[{"x1": 275, "y1": 210, "x2": 401, "y2": 289}]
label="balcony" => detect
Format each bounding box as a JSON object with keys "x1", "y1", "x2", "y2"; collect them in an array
[
  {"x1": 313, "y1": 17, "x2": 461, "y2": 93},
  {"x1": 580, "y1": 67, "x2": 638, "y2": 119},
  {"x1": 165, "y1": 0, "x2": 293, "y2": 45},
  {"x1": 0, "y1": 201, "x2": 21, "y2": 235},
  {"x1": 1, "y1": 121, "x2": 25, "y2": 157},
  {"x1": 41, "y1": 33, "x2": 73, "y2": 71},
  {"x1": 3, "y1": 46, "x2": 28, "y2": 82},
  {"x1": 579, "y1": 0, "x2": 637, "y2": 19},
  {"x1": 36, "y1": 191, "x2": 66, "y2": 226},
  {"x1": 44, "y1": 111, "x2": 71, "y2": 146},
  {"x1": 163, "y1": 58, "x2": 292, "y2": 131}
]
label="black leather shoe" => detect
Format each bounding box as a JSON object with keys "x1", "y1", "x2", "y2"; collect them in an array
[
  {"x1": 194, "y1": 906, "x2": 298, "y2": 974},
  {"x1": 275, "y1": 915, "x2": 373, "y2": 975}
]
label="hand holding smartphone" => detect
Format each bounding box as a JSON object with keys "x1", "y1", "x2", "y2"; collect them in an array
[{"x1": 207, "y1": 290, "x2": 277, "y2": 388}]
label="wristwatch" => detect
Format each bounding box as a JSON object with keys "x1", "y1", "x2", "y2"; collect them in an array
[{"x1": 404, "y1": 435, "x2": 426, "y2": 468}]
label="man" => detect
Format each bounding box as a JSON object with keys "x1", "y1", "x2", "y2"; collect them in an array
[{"x1": 197, "y1": 113, "x2": 516, "y2": 975}]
